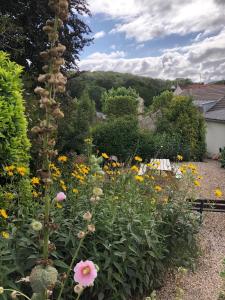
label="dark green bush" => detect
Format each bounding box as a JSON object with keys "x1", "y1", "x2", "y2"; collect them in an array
[
  {"x1": 137, "y1": 131, "x2": 155, "y2": 160},
  {"x1": 92, "y1": 116, "x2": 139, "y2": 161},
  {"x1": 57, "y1": 91, "x2": 96, "y2": 154},
  {"x1": 221, "y1": 148, "x2": 225, "y2": 168},
  {"x1": 0, "y1": 51, "x2": 30, "y2": 165}
]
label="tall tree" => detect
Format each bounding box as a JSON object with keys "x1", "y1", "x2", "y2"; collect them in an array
[{"x1": 0, "y1": 0, "x2": 92, "y2": 73}]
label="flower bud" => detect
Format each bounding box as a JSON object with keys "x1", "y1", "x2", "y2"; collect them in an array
[
  {"x1": 74, "y1": 284, "x2": 84, "y2": 295},
  {"x1": 83, "y1": 211, "x2": 92, "y2": 221},
  {"x1": 87, "y1": 224, "x2": 95, "y2": 233},
  {"x1": 31, "y1": 220, "x2": 43, "y2": 231},
  {"x1": 77, "y1": 231, "x2": 86, "y2": 239},
  {"x1": 93, "y1": 187, "x2": 103, "y2": 196},
  {"x1": 11, "y1": 291, "x2": 18, "y2": 299}
]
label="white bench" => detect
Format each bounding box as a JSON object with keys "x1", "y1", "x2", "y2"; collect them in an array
[{"x1": 138, "y1": 159, "x2": 172, "y2": 175}]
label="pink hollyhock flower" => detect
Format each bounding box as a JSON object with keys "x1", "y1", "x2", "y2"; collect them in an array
[
  {"x1": 74, "y1": 260, "x2": 97, "y2": 287},
  {"x1": 56, "y1": 192, "x2": 66, "y2": 202}
]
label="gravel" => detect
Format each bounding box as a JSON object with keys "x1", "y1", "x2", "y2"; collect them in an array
[{"x1": 157, "y1": 159, "x2": 225, "y2": 300}]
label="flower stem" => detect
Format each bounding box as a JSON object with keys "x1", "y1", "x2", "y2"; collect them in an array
[
  {"x1": 3, "y1": 289, "x2": 31, "y2": 300},
  {"x1": 56, "y1": 237, "x2": 85, "y2": 300},
  {"x1": 76, "y1": 293, "x2": 82, "y2": 300}
]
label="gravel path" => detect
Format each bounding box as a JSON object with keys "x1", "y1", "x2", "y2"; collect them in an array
[{"x1": 157, "y1": 159, "x2": 225, "y2": 300}]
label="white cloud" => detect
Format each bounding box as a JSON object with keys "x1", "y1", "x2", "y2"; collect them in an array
[
  {"x1": 88, "y1": 0, "x2": 225, "y2": 42},
  {"x1": 93, "y1": 31, "x2": 106, "y2": 39},
  {"x1": 87, "y1": 51, "x2": 126, "y2": 60},
  {"x1": 80, "y1": 30, "x2": 225, "y2": 82},
  {"x1": 136, "y1": 44, "x2": 145, "y2": 50}
]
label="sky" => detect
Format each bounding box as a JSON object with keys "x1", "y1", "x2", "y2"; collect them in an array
[{"x1": 79, "y1": 0, "x2": 225, "y2": 82}]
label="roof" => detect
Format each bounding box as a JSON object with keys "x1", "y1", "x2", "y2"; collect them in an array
[
  {"x1": 207, "y1": 95, "x2": 225, "y2": 112},
  {"x1": 179, "y1": 84, "x2": 225, "y2": 102},
  {"x1": 205, "y1": 109, "x2": 225, "y2": 123},
  {"x1": 204, "y1": 96, "x2": 225, "y2": 123}
]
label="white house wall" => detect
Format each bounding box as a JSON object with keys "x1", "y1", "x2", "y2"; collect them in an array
[{"x1": 206, "y1": 121, "x2": 225, "y2": 155}]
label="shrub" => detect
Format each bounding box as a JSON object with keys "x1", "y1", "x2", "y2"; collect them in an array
[
  {"x1": 92, "y1": 116, "x2": 139, "y2": 161},
  {"x1": 57, "y1": 91, "x2": 96, "y2": 154},
  {"x1": 0, "y1": 51, "x2": 30, "y2": 166},
  {"x1": 152, "y1": 92, "x2": 206, "y2": 161},
  {"x1": 137, "y1": 131, "x2": 155, "y2": 160},
  {"x1": 221, "y1": 148, "x2": 225, "y2": 168},
  {"x1": 102, "y1": 87, "x2": 138, "y2": 117}
]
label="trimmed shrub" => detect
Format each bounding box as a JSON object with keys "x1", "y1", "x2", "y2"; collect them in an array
[
  {"x1": 137, "y1": 131, "x2": 155, "y2": 160},
  {"x1": 0, "y1": 51, "x2": 30, "y2": 165},
  {"x1": 92, "y1": 116, "x2": 139, "y2": 161},
  {"x1": 102, "y1": 87, "x2": 138, "y2": 117}
]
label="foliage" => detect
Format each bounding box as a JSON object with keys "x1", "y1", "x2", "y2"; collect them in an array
[
  {"x1": 102, "y1": 87, "x2": 139, "y2": 117},
  {"x1": 137, "y1": 131, "x2": 155, "y2": 160},
  {"x1": 0, "y1": 51, "x2": 30, "y2": 166},
  {"x1": 0, "y1": 155, "x2": 200, "y2": 300},
  {"x1": 152, "y1": 92, "x2": 206, "y2": 161},
  {"x1": 93, "y1": 116, "x2": 139, "y2": 161},
  {"x1": 67, "y1": 71, "x2": 175, "y2": 108},
  {"x1": 0, "y1": 0, "x2": 92, "y2": 73},
  {"x1": 57, "y1": 91, "x2": 96, "y2": 154},
  {"x1": 221, "y1": 148, "x2": 225, "y2": 168}
]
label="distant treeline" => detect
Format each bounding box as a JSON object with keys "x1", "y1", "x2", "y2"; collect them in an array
[{"x1": 67, "y1": 71, "x2": 193, "y2": 109}]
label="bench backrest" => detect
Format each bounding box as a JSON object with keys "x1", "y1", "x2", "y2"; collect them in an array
[{"x1": 188, "y1": 199, "x2": 225, "y2": 213}]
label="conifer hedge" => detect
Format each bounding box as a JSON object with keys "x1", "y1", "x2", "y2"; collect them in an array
[{"x1": 0, "y1": 52, "x2": 30, "y2": 165}]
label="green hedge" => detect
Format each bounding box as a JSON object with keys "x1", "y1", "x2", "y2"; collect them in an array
[
  {"x1": 0, "y1": 51, "x2": 30, "y2": 165},
  {"x1": 92, "y1": 116, "x2": 139, "y2": 161}
]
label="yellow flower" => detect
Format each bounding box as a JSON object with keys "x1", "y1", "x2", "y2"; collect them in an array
[
  {"x1": 72, "y1": 188, "x2": 79, "y2": 194},
  {"x1": 31, "y1": 177, "x2": 40, "y2": 185},
  {"x1": 0, "y1": 287, "x2": 4, "y2": 294},
  {"x1": 155, "y1": 185, "x2": 162, "y2": 192},
  {"x1": 58, "y1": 155, "x2": 68, "y2": 163},
  {"x1": 112, "y1": 162, "x2": 117, "y2": 168},
  {"x1": 177, "y1": 155, "x2": 183, "y2": 161},
  {"x1": 194, "y1": 180, "x2": 200, "y2": 187},
  {"x1": 32, "y1": 191, "x2": 39, "y2": 198},
  {"x1": 1, "y1": 231, "x2": 9, "y2": 239},
  {"x1": 0, "y1": 209, "x2": 8, "y2": 219},
  {"x1": 102, "y1": 153, "x2": 109, "y2": 159},
  {"x1": 84, "y1": 138, "x2": 92, "y2": 144},
  {"x1": 135, "y1": 175, "x2": 144, "y2": 182},
  {"x1": 17, "y1": 166, "x2": 27, "y2": 176},
  {"x1": 7, "y1": 171, "x2": 14, "y2": 177},
  {"x1": 134, "y1": 156, "x2": 142, "y2": 162},
  {"x1": 163, "y1": 197, "x2": 169, "y2": 204},
  {"x1": 214, "y1": 189, "x2": 223, "y2": 198},
  {"x1": 5, "y1": 165, "x2": 15, "y2": 172},
  {"x1": 131, "y1": 165, "x2": 139, "y2": 173},
  {"x1": 4, "y1": 192, "x2": 14, "y2": 200},
  {"x1": 56, "y1": 203, "x2": 63, "y2": 209},
  {"x1": 60, "y1": 181, "x2": 67, "y2": 191}
]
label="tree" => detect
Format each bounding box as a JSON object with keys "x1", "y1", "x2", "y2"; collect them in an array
[
  {"x1": 0, "y1": 0, "x2": 92, "y2": 73},
  {"x1": 57, "y1": 91, "x2": 96, "y2": 153},
  {"x1": 0, "y1": 52, "x2": 30, "y2": 165}
]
